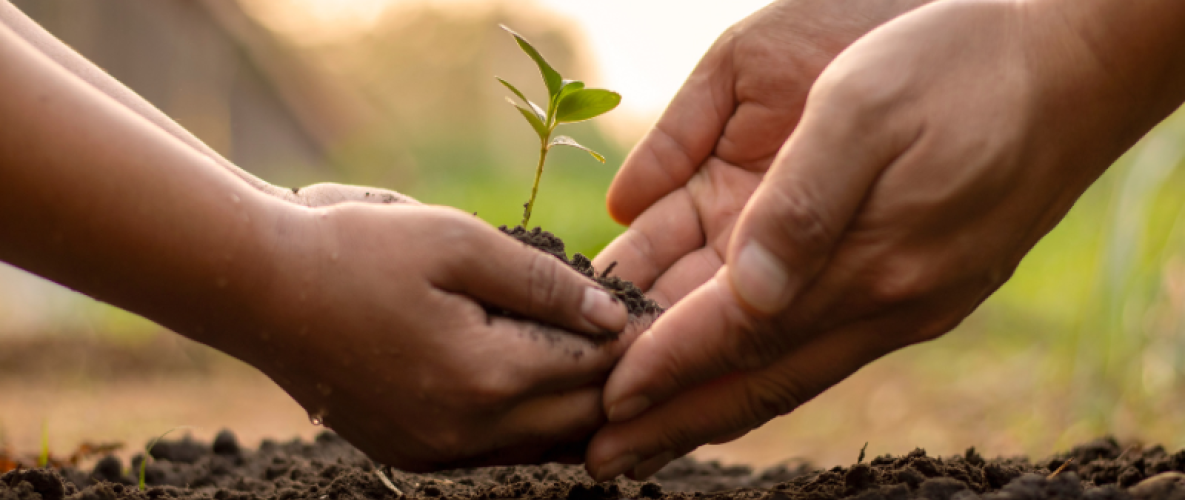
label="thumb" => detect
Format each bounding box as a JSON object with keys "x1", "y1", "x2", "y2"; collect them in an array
[
  {"x1": 598, "y1": 85, "x2": 917, "y2": 423},
  {"x1": 438, "y1": 221, "x2": 629, "y2": 338},
  {"x1": 726, "y1": 88, "x2": 916, "y2": 315}
]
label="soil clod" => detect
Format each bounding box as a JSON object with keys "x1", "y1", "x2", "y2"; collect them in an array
[
  {"x1": 492, "y1": 226, "x2": 664, "y2": 341},
  {"x1": 5, "y1": 433, "x2": 1185, "y2": 500}
]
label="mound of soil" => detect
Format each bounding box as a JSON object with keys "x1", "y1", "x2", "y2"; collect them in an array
[
  {"x1": 3, "y1": 434, "x2": 1185, "y2": 500},
  {"x1": 492, "y1": 226, "x2": 664, "y2": 341}
]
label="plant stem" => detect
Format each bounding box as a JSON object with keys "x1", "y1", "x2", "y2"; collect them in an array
[{"x1": 521, "y1": 140, "x2": 549, "y2": 227}]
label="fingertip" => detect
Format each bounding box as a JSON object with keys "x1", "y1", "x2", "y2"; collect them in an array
[
  {"x1": 605, "y1": 174, "x2": 642, "y2": 225},
  {"x1": 728, "y1": 241, "x2": 794, "y2": 315},
  {"x1": 582, "y1": 287, "x2": 628, "y2": 333}
]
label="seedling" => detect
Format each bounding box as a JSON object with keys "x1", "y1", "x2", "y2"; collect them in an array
[
  {"x1": 497, "y1": 25, "x2": 621, "y2": 227},
  {"x1": 36, "y1": 422, "x2": 48, "y2": 468},
  {"x1": 139, "y1": 427, "x2": 191, "y2": 491}
]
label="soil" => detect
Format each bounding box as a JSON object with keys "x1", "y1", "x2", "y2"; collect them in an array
[
  {"x1": 4, "y1": 433, "x2": 1185, "y2": 500},
  {"x1": 492, "y1": 226, "x2": 664, "y2": 341}
]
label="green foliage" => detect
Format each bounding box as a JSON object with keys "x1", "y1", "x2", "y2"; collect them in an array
[
  {"x1": 556, "y1": 89, "x2": 621, "y2": 123},
  {"x1": 36, "y1": 422, "x2": 47, "y2": 468},
  {"x1": 549, "y1": 135, "x2": 605, "y2": 162},
  {"x1": 497, "y1": 24, "x2": 621, "y2": 227}
]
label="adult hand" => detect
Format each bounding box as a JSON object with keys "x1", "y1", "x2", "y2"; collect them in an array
[
  {"x1": 593, "y1": 0, "x2": 927, "y2": 308},
  {"x1": 589, "y1": 0, "x2": 1185, "y2": 480},
  {"x1": 220, "y1": 203, "x2": 639, "y2": 471}
]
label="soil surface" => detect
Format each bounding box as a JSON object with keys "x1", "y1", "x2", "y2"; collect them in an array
[
  {"x1": 493, "y1": 226, "x2": 663, "y2": 341},
  {"x1": 4, "y1": 434, "x2": 1185, "y2": 500}
]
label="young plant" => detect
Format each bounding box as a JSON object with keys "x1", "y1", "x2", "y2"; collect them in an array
[
  {"x1": 138, "y1": 427, "x2": 191, "y2": 491},
  {"x1": 36, "y1": 422, "x2": 48, "y2": 468},
  {"x1": 497, "y1": 25, "x2": 621, "y2": 227}
]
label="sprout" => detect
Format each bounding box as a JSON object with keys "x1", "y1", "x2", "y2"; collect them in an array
[{"x1": 497, "y1": 25, "x2": 621, "y2": 227}]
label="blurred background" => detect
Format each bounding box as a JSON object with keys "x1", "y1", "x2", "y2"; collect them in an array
[{"x1": 2, "y1": 0, "x2": 1184, "y2": 470}]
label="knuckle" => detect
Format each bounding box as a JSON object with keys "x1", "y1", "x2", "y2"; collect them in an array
[
  {"x1": 625, "y1": 228, "x2": 658, "y2": 271},
  {"x1": 439, "y1": 222, "x2": 483, "y2": 263},
  {"x1": 864, "y1": 255, "x2": 933, "y2": 308},
  {"x1": 525, "y1": 251, "x2": 567, "y2": 316},
  {"x1": 724, "y1": 318, "x2": 788, "y2": 371},
  {"x1": 456, "y1": 371, "x2": 520, "y2": 410},
  {"x1": 763, "y1": 184, "x2": 836, "y2": 258},
  {"x1": 741, "y1": 373, "x2": 805, "y2": 424},
  {"x1": 816, "y1": 65, "x2": 902, "y2": 117},
  {"x1": 654, "y1": 421, "x2": 699, "y2": 455}
]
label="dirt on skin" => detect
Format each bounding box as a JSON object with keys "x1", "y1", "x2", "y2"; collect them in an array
[
  {"x1": 491, "y1": 226, "x2": 664, "y2": 342},
  {"x1": 5, "y1": 434, "x2": 1185, "y2": 500}
]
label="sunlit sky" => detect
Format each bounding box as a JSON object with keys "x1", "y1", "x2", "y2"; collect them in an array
[{"x1": 241, "y1": 0, "x2": 772, "y2": 132}]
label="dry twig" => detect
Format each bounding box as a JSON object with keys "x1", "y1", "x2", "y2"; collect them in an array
[
  {"x1": 376, "y1": 467, "x2": 404, "y2": 497},
  {"x1": 1047, "y1": 458, "x2": 1074, "y2": 479}
]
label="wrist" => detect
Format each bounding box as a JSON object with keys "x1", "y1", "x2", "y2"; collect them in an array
[
  {"x1": 159, "y1": 188, "x2": 294, "y2": 358},
  {"x1": 202, "y1": 198, "x2": 333, "y2": 362},
  {"x1": 1023, "y1": 0, "x2": 1185, "y2": 130}
]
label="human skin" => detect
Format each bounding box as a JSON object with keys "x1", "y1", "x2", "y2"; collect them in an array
[
  {"x1": 587, "y1": 0, "x2": 1185, "y2": 481},
  {"x1": 0, "y1": 1, "x2": 405, "y2": 208},
  {"x1": 0, "y1": 17, "x2": 634, "y2": 470}
]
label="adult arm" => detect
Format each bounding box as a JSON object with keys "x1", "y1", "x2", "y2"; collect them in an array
[
  {"x1": 589, "y1": 0, "x2": 1185, "y2": 480},
  {"x1": 0, "y1": 19, "x2": 632, "y2": 470}
]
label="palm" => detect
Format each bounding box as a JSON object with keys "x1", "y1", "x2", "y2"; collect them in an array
[{"x1": 595, "y1": 0, "x2": 918, "y2": 305}]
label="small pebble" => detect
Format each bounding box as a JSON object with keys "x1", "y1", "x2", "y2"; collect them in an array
[
  {"x1": 213, "y1": 429, "x2": 240, "y2": 456},
  {"x1": 91, "y1": 455, "x2": 123, "y2": 483}
]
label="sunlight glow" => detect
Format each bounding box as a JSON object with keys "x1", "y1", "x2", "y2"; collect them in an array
[
  {"x1": 241, "y1": 0, "x2": 770, "y2": 135},
  {"x1": 534, "y1": 0, "x2": 771, "y2": 126}
]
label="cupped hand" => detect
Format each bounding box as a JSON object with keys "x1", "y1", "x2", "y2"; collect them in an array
[
  {"x1": 220, "y1": 202, "x2": 642, "y2": 471},
  {"x1": 589, "y1": 0, "x2": 1185, "y2": 480},
  {"x1": 594, "y1": 0, "x2": 927, "y2": 308}
]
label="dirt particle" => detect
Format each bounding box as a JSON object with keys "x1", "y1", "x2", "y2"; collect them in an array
[{"x1": 492, "y1": 225, "x2": 663, "y2": 342}]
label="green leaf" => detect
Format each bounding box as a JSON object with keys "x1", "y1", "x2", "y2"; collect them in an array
[
  {"x1": 497, "y1": 77, "x2": 531, "y2": 107},
  {"x1": 498, "y1": 79, "x2": 546, "y2": 120},
  {"x1": 551, "y1": 79, "x2": 584, "y2": 119},
  {"x1": 549, "y1": 135, "x2": 605, "y2": 163},
  {"x1": 556, "y1": 89, "x2": 621, "y2": 123},
  {"x1": 508, "y1": 98, "x2": 549, "y2": 140},
  {"x1": 500, "y1": 25, "x2": 563, "y2": 99}
]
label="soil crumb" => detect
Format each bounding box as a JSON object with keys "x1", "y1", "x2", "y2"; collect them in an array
[
  {"x1": 5, "y1": 434, "x2": 1185, "y2": 500},
  {"x1": 493, "y1": 226, "x2": 664, "y2": 341}
]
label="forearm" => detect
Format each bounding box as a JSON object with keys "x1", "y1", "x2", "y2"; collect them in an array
[
  {"x1": 0, "y1": 21, "x2": 282, "y2": 349},
  {"x1": 1028, "y1": 0, "x2": 1185, "y2": 143},
  {"x1": 0, "y1": 1, "x2": 294, "y2": 200}
]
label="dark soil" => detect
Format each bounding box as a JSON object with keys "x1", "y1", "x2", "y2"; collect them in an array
[
  {"x1": 492, "y1": 226, "x2": 664, "y2": 341},
  {"x1": 5, "y1": 434, "x2": 1185, "y2": 500}
]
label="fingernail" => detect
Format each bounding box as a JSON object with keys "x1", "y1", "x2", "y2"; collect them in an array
[
  {"x1": 633, "y1": 451, "x2": 675, "y2": 480},
  {"x1": 582, "y1": 287, "x2": 627, "y2": 332},
  {"x1": 730, "y1": 242, "x2": 790, "y2": 314},
  {"x1": 594, "y1": 454, "x2": 639, "y2": 482},
  {"x1": 607, "y1": 396, "x2": 651, "y2": 422}
]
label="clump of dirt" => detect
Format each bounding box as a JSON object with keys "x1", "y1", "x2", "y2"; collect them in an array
[
  {"x1": 4, "y1": 434, "x2": 1185, "y2": 500},
  {"x1": 492, "y1": 226, "x2": 664, "y2": 341}
]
